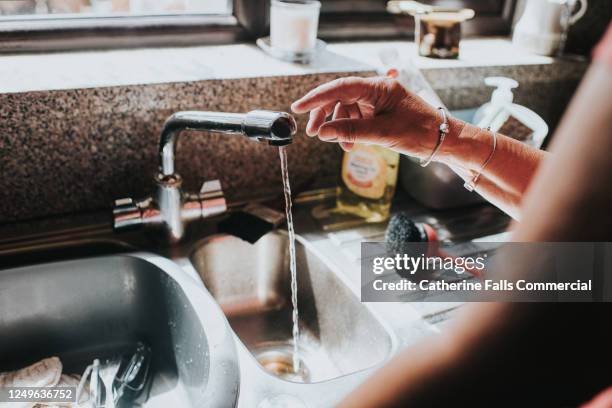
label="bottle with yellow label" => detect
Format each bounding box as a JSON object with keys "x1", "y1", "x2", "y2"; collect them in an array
[{"x1": 336, "y1": 144, "x2": 400, "y2": 222}]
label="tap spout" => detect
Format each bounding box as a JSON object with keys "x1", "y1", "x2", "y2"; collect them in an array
[{"x1": 159, "y1": 110, "x2": 296, "y2": 176}]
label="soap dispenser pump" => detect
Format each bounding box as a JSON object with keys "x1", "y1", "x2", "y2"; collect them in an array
[
  {"x1": 473, "y1": 76, "x2": 549, "y2": 149},
  {"x1": 474, "y1": 76, "x2": 519, "y2": 129},
  {"x1": 486, "y1": 76, "x2": 518, "y2": 105}
]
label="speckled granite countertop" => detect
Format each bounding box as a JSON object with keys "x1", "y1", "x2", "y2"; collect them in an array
[{"x1": 0, "y1": 38, "x2": 588, "y2": 225}]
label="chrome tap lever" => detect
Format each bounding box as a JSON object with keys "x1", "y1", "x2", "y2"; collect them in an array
[
  {"x1": 182, "y1": 180, "x2": 227, "y2": 222},
  {"x1": 198, "y1": 180, "x2": 227, "y2": 218},
  {"x1": 113, "y1": 198, "x2": 142, "y2": 230}
]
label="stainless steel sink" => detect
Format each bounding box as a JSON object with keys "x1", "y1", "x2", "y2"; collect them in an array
[
  {"x1": 190, "y1": 232, "x2": 393, "y2": 383},
  {"x1": 0, "y1": 253, "x2": 240, "y2": 407}
]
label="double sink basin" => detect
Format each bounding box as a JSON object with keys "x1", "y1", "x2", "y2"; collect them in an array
[{"x1": 0, "y1": 222, "x2": 396, "y2": 407}]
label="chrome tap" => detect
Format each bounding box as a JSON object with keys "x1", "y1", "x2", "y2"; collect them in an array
[{"x1": 113, "y1": 110, "x2": 297, "y2": 242}]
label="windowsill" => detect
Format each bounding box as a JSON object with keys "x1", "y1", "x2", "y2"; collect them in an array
[
  {"x1": 0, "y1": 37, "x2": 588, "y2": 94},
  {"x1": 328, "y1": 38, "x2": 575, "y2": 70}
]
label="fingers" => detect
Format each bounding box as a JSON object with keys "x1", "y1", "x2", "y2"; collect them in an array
[
  {"x1": 345, "y1": 103, "x2": 363, "y2": 120},
  {"x1": 306, "y1": 103, "x2": 334, "y2": 136},
  {"x1": 318, "y1": 118, "x2": 380, "y2": 146},
  {"x1": 291, "y1": 77, "x2": 374, "y2": 114},
  {"x1": 332, "y1": 102, "x2": 349, "y2": 120},
  {"x1": 333, "y1": 103, "x2": 360, "y2": 151},
  {"x1": 305, "y1": 101, "x2": 361, "y2": 138}
]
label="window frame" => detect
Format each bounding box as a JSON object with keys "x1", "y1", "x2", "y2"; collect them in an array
[
  {"x1": 0, "y1": 0, "x2": 517, "y2": 53},
  {"x1": 0, "y1": 0, "x2": 247, "y2": 53}
]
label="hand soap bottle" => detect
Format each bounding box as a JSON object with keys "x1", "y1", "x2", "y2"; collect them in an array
[
  {"x1": 474, "y1": 76, "x2": 548, "y2": 147},
  {"x1": 336, "y1": 144, "x2": 399, "y2": 222}
]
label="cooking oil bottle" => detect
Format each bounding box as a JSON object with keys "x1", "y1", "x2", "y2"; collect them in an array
[{"x1": 336, "y1": 144, "x2": 399, "y2": 222}]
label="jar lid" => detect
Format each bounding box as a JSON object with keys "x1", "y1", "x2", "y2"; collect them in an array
[
  {"x1": 272, "y1": 0, "x2": 321, "y2": 9},
  {"x1": 387, "y1": 1, "x2": 474, "y2": 22}
]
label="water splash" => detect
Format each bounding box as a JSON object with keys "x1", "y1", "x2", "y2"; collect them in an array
[{"x1": 279, "y1": 146, "x2": 300, "y2": 373}]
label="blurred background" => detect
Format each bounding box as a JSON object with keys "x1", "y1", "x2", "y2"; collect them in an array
[{"x1": 1, "y1": 1, "x2": 608, "y2": 55}]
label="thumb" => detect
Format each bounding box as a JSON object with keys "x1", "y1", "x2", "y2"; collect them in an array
[{"x1": 318, "y1": 118, "x2": 386, "y2": 146}]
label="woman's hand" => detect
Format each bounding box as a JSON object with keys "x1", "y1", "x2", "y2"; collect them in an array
[
  {"x1": 292, "y1": 75, "x2": 547, "y2": 220},
  {"x1": 291, "y1": 76, "x2": 464, "y2": 156}
]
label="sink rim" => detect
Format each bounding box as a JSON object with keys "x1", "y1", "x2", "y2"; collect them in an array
[{"x1": 125, "y1": 252, "x2": 241, "y2": 407}]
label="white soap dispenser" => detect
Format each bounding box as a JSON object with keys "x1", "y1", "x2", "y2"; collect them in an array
[{"x1": 473, "y1": 76, "x2": 549, "y2": 148}]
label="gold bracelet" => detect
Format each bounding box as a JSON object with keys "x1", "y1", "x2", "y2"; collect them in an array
[
  {"x1": 464, "y1": 127, "x2": 497, "y2": 192},
  {"x1": 420, "y1": 107, "x2": 449, "y2": 167}
]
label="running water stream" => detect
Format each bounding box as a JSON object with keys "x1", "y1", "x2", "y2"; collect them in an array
[{"x1": 279, "y1": 146, "x2": 300, "y2": 373}]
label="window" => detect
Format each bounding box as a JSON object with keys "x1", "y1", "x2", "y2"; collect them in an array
[
  {"x1": 0, "y1": 0, "x2": 517, "y2": 53},
  {"x1": 0, "y1": 0, "x2": 231, "y2": 17},
  {"x1": 0, "y1": 0, "x2": 245, "y2": 52}
]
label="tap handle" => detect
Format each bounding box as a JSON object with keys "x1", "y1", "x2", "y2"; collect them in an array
[
  {"x1": 113, "y1": 198, "x2": 143, "y2": 230},
  {"x1": 199, "y1": 179, "x2": 227, "y2": 218},
  {"x1": 182, "y1": 179, "x2": 227, "y2": 222},
  {"x1": 200, "y1": 179, "x2": 223, "y2": 195}
]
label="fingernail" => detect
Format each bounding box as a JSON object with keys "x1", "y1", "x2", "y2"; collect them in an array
[
  {"x1": 340, "y1": 143, "x2": 353, "y2": 152},
  {"x1": 319, "y1": 135, "x2": 338, "y2": 142},
  {"x1": 305, "y1": 125, "x2": 317, "y2": 136}
]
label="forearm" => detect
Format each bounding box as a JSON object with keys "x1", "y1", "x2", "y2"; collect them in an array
[
  {"x1": 451, "y1": 166, "x2": 523, "y2": 219},
  {"x1": 337, "y1": 303, "x2": 513, "y2": 408},
  {"x1": 339, "y1": 302, "x2": 611, "y2": 408},
  {"x1": 401, "y1": 117, "x2": 547, "y2": 219},
  {"x1": 448, "y1": 120, "x2": 546, "y2": 192}
]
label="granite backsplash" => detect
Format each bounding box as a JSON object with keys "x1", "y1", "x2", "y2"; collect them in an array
[
  {"x1": 0, "y1": 60, "x2": 586, "y2": 224},
  {"x1": 0, "y1": 72, "x2": 367, "y2": 224}
]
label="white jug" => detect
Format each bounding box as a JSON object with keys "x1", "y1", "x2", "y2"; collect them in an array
[{"x1": 513, "y1": 0, "x2": 588, "y2": 56}]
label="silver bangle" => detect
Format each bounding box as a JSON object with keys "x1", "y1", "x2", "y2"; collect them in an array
[
  {"x1": 464, "y1": 127, "x2": 497, "y2": 192},
  {"x1": 420, "y1": 107, "x2": 449, "y2": 167}
]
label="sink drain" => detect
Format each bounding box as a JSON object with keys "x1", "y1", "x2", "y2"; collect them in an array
[{"x1": 253, "y1": 343, "x2": 310, "y2": 383}]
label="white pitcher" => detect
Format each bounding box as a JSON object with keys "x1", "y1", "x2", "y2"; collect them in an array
[{"x1": 513, "y1": 0, "x2": 588, "y2": 56}]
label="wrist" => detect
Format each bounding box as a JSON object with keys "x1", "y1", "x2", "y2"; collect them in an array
[
  {"x1": 437, "y1": 119, "x2": 492, "y2": 170},
  {"x1": 436, "y1": 116, "x2": 465, "y2": 164}
]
